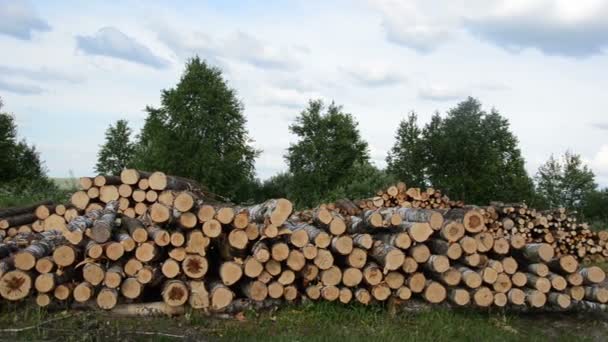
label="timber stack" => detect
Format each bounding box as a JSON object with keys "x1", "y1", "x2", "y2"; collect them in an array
[{"x1": 0, "y1": 170, "x2": 607, "y2": 315}]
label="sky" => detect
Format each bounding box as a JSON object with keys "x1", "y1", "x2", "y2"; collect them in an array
[{"x1": 1, "y1": 0, "x2": 607, "y2": 186}]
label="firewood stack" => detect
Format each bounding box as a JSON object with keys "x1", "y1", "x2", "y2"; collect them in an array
[
  {"x1": 0, "y1": 171, "x2": 607, "y2": 315},
  {"x1": 480, "y1": 202, "x2": 608, "y2": 262}
]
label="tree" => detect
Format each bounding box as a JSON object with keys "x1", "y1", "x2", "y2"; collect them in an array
[
  {"x1": 386, "y1": 112, "x2": 425, "y2": 187},
  {"x1": 535, "y1": 151, "x2": 596, "y2": 210},
  {"x1": 420, "y1": 97, "x2": 534, "y2": 204},
  {"x1": 0, "y1": 98, "x2": 49, "y2": 185},
  {"x1": 95, "y1": 119, "x2": 135, "y2": 175},
  {"x1": 582, "y1": 188, "x2": 608, "y2": 228},
  {"x1": 132, "y1": 57, "x2": 259, "y2": 202},
  {"x1": 285, "y1": 99, "x2": 370, "y2": 207}
]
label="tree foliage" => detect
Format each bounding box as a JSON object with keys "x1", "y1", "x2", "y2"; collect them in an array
[
  {"x1": 131, "y1": 57, "x2": 259, "y2": 202},
  {"x1": 386, "y1": 97, "x2": 534, "y2": 204},
  {"x1": 386, "y1": 112, "x2": 425, "y2": 187},
  {"x1": 535, "y1": 151, "x2": 597, "y2": 211},
  {"x1": 0, "y1": 98, "x2": 59, "y2": 206},
  {"x1": 95, "y1": 119, "x2": 135, "y2": 175},
  {"x1": 285, "y1": 100, "x2": 371, "y2": 207}
]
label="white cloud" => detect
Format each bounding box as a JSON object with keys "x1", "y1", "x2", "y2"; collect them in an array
[
  {"x1": 0, "y1": 65, "x2": 84, "y2": 83},
  {"x1": 342, "y1": 63, "x2": 407, "y2": 87},
  {"x1": 590, "y1": 145, "x2": 608, "y2": 186},
  {"x1": 464, "y1": 0, "x2": 608, "y2": 57},
  {"x1": 0, "y1": 79, "x2": 44, "y2": 95},
  {"x1": 418, "y1": 85, "x2": 469, "y2": 102},
  {"x1": 371, "y1": 0, "x2": 452, "y2": 53},
  {"x1": 0, "y1": 1, "x2": 50, "y2": 40},
  {"x1": 76, "y1": 27, "x2": 171, "y2": 69}
]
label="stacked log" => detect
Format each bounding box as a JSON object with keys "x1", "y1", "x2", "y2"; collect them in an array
[{"x1": 0, "y1": 173, "x2": 607, "y2": 315}]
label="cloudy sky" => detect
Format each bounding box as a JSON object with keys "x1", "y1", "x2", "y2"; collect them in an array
[{"x1": 1, "y1": 0, "x2": 607, "y2": 186}]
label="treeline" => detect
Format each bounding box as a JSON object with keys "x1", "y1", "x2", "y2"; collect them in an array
[{"x1": 1, "y1": 57, "x2": 607, "y2": 228}]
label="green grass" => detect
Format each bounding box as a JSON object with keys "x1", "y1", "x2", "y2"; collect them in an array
[{"x1": 0, "y1": 301, "x2": 606, "y2": 341}]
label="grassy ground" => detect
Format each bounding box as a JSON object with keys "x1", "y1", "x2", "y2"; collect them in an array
[{"x1": 1, "y1": 301, "x2": 607, "y2": 341}]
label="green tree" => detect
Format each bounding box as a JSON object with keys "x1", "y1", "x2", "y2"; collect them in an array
[
  {"x1": 386, "y1": 112, "x2": 426, "y2": 187},
  {"x1": 420, "y1": 97, "x2": 534, "y2": 204},
  {"x1": 285, "y1": 99, "x2": 370, "y2": 207},
  {"x1": 0, "y1": 98, "x2": 59, "y2": 206},
  {"x1": 95, "y1": 119, "x2": 135, "y2": 175},
  {"x1": 535, "y1": 151, "x2": 596, "y2": 210},
  {"x1": 582, "y1": 188, "x2": 608, "y2": 229},
  {"x1": 132, "y1": 57, "x2": 259, "y2": 202}
]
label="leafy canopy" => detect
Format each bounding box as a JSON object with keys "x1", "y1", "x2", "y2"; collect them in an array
[
  {"x1": 95, "y1": 119, "x2": 135, "y2": 175},
  {"x1": 285, "y1": 99, "x2": 370, "y2": 207},
  {"x1": 131, "y1": 57, "x2": 259, "y2": 202}
]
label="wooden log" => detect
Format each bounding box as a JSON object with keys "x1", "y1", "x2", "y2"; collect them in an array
[
  {"x1": 584, "y1": 286, "x2": 608, "y2": 303},
  {"x1": 439, "y1": 221, "x2": 465, "y2": 242},
  {"x1": 70, "y1": 191, "x2": 90, "y2": 210},
  {"x1": 363, "y1": 262, "x2": 383, "y2": 286},
  {"x1": 83, "y1": 263, "x2": 105, "y2": 286},
  {"x1": 425, "y1": 255, "x2": 450, "y2": 273},
  {"x1": 492, "y1": 273, "x2": 512, "y2": 293},
  {"x1": 369, "y1": 240, "x2": 405, "y2": 271},
  {"x1": 397, "y1": 222, "x2": 433, "y2": 243},
  {"x1": 73, "y1": 282, "x2": 94, "y2": 302},
  {"x1": 135, "y1": 242, "x2": 160, "y2": 262},
  {"x1": 396, "y1": 286, "x2": 412, "y2": 300},
  {"x1": 339, "y1": 287, "x2": 353, "y2": 304},
  {"x1": 427, "y1": 239, "x2": 462, "y2": 260},
  {"x1": 342, "y1": 267, "x2": 364, "y2": 287},
  {"x1": 242, "y1": 280, "x2": 268, "y2": 301},
  {"x1": 96, "y1": 287, "x2": 119, "y2": 310},
  {"x1": 0, "y1": 270, "x2": 32, "y2": 300},
  {"x1": 209, "y1": 281, "x2": 234, "y2": 311},
  {"x1": 443, "y1": 208, "x2": 485, "y2": 233},
  {"x1": 423, "y1": 281, "x2": 446, "y2": 303},
  {"x1": 507, "y1": 288, "x2": 525, "y2": 305},
  {"x1": 182, "y1": 254, "x2": 208, "y2": 279},
  {"x1": 35, "y1": 256, "x2": 55, "y2": 274},
  {"x1": 314, "y1": 249, "x2": 334, "y2": 270},
  {"x1": 517, "y1": 243, "x2": 554, "y2": 263},
  {"x1": 548, "y1": 292, "x2": 571, "y2": 309},
  {"x1": 459, "y1": 236, "x2": 478, "y2": 255},
  {"x1": 474, "y1": 232, "x2": 494, "y2": 253},
  {"x1": 320, "y1": 266, "x2": 342, "y2": 286},
  {"x1": 271, "y1": 242, "x2": 290, "y2": 262},
  {"x1": 14, "y1": 231, "x2": 65, "y2": 270},
  {"x1": 355, "y1": 288, "x2": 372, "y2": 304},
  {"x1": 525, "y1": 289, "x2": 547, "y2": 308},
  {"x1": 501, "y1": 257, "x2": 518, "y2": 275},
  {"x1": 494, "y1": 292, "x2": 508, "y2": 307},
  {"x1": 371, "y1": 283, "x2": 391, "y2": 301},
  {"x1": 458, "y1": 266, "x2": 482, "y2": 289},
  {"x1": 0, "y1": 201, "x2": 53, "y2": 219},
  {"x1": 286, "y1": 250, "x2": 306, "y2": 272},
  {"x1": 161, "y1": 259, "x2": 181, "y2": 279},
  {"x1": 579, "y1": 266, "x2": 606, "y2": 284},
  {"x1": 0, "y1": 213, "x2": 37, "y2": 230},
  {"x1": 402, "y1": 257, "x2": 418, "y2": 274},
  {"x1": 511, "y1": 272, "x2": 527, "y2": 287},
  {"x1": 351, "y1": 233, "x2": 373, "y2": 250},
  {"x1": 407, "y1": 273, "x2": 426, "y2": 293},
  {"x1": 247, "y1": 199, "x2": 293, "y2": 226},
  {"x1": 202, "y1": 219, "x2": 222, "y2": 238},
  {"x1": 548, "y1": 255, "x2": 579, "y2": 274},
  {"x1": 472, "y1": 286, "x2": 493, "y2": 307},
  {"x1": 527, "y1": 263, "x2": 549, "y2": 277},
  {"x1": 105, "y1": 264, "x2": 124, "y2": 289},
  {"x1": 345, "y1": 248, "x2": 367, "y2": 268},
  {"x1": 396, "y1": 208, "x2": 443, "y2": 230},
  {"x1": 330, "y1": 235, "x2": 353, "y2": 255},
  {"x1": 162, "y1": 280, "x2": 189, "y2": 307},
  {"x1": 220, "y1": 261, "x2": 243, "y2": 286},
  {"x1": 408, "y1": 244, "x2": 430, "y2": 264},
  {"x1": 121, "y1": 277, "x2": 143, "y2": 299},
  {"x1": 188, "y1": 281, "x2": 210, "y2": 309},
  {"x1": 124, "y1": 258, "x2": 143, "y2": 277},
  {"x1": 52, "y1": 245, "x2": 80, "y2": 267},
  {"x1": 99, "y1": 185, "x2": 119, "y2": 203},
  {"x1": 449, "y1": 288, "x2": 470, "y2": 306},
  {"x1": 121, "y1": 216, "x2": 148, "y2": 243}
]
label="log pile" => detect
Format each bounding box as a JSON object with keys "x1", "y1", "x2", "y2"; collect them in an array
[
  {"x1": 0, "y1": 171, "x2": 607, "y2": 315},
  {"x1": 480, "y1": 203, "x2": 608, "y2": 261}
]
